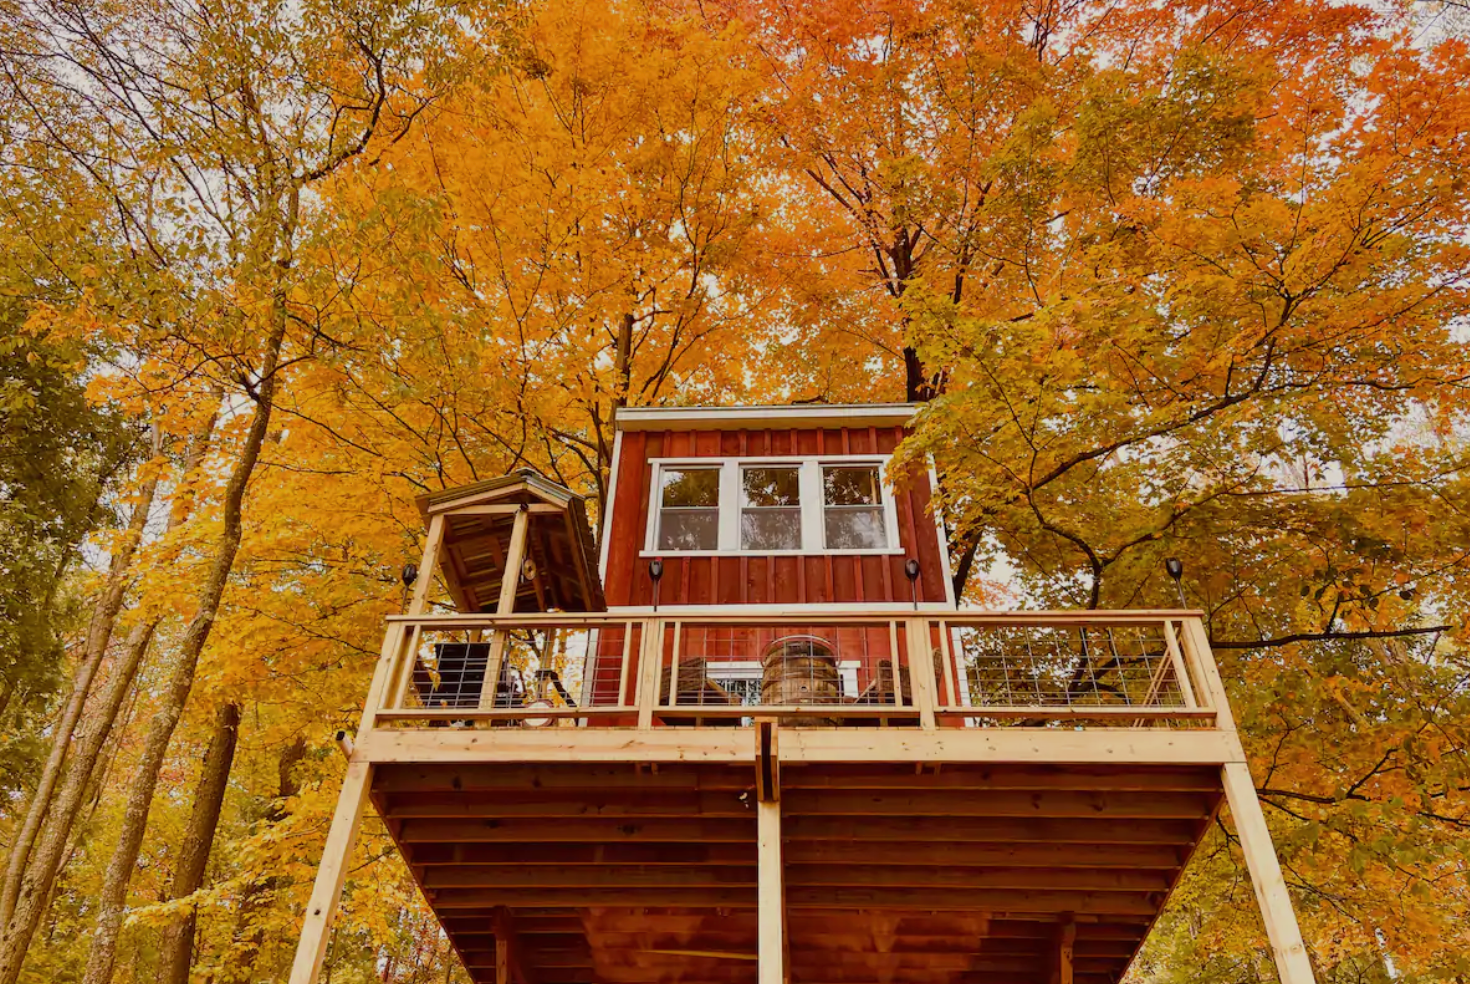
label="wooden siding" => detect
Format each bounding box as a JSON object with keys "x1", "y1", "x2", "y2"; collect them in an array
[{"x1": 601, "y1": 426, "x2": 949, "y2": 607}]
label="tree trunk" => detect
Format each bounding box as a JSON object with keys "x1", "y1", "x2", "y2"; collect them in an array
[
  {"x1": 0, "y1": 431, "x2": 161, "y2": 930},
  {"x1": 0, "y1": 403, "x2": 219, "y2": 976},
  {"x1": 69, "y1": 305, "x2": 288, "y2": 984},
  {"x1": 157, "y1": 701, "x2": 241, "y2": 984}
]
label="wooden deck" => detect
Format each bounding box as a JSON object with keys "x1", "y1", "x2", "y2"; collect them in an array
[
  {"x1": 375, "y1": 760, "x2": 1223, "y2": 984},
  {"x1": 291, "y1": 608, "x2": 1315, "y2": 984}
]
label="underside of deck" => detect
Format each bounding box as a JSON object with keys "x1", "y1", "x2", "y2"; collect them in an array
[{"x1": 372, "y1": 760, "x2": 1224, "y2": 984}]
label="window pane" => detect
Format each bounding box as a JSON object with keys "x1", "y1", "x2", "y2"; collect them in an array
[
  {"x1": 825, "y1": 507, "x2": 888, "y2": 550},
  {"x1": 823, "y1": 466, "x2": 881, "y2": 506},
  {"x1": 661, "y1": 468, "x2": 720, "y2": 508},
  {"x1": 658, "y1": 509, "x2": 719, "y2": 550},
  {"x1": 741, "y1": 507, "x2": 802, "y2": 550},
  {"x1": 743, "y1": 467, "x2": 801, "y2": 507}
]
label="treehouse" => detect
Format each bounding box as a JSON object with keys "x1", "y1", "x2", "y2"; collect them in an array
[{"x1": 289, "y1": 403, "x2": 1316, "y2": 984}]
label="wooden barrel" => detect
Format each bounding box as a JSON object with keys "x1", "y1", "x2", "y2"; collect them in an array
[{"x1": 761, "y1": 636, "x2": 840, "y2": 726}]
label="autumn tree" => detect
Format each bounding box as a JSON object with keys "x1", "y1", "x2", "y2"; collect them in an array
[
  {"x1": 0, "y1": 0, "x2": 475, "y2": 979},
  {"x1": 292, "y1": 0, "x2": 795, "y2": 527}
]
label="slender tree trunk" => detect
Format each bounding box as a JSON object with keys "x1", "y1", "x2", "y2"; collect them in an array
[
  {"x1": 0, "y1": 431, "x2": 162, "y2": 929},
  {"x1": 157, "y1": 701, "x2": 241, "y2": 984},
  {"x1": 72, "y1": 282, "x2": 291, "y2": 984},
  {"x1": 0, "y1": 403, "x2": 219, "y2": 975}
]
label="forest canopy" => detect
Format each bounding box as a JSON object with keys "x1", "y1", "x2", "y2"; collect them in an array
[{"x1": 0, "y1": 0, "x2": 1467, "y2": 982}]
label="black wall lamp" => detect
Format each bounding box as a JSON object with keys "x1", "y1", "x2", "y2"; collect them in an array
[
  {"x1": 649, "y1": 558, "x2": 664, "y2": 611},
  {"x1": 904, "y1": 559, "x2": 921, "y2": 610}
]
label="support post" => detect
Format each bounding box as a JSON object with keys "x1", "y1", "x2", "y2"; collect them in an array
[
  {"x1": 637, "y1": 619, "x2": 664, "y2": 730},
  {"x1": 757, "y1": 798, "x2": 786, "y2": 984},
  {"x1": 287, "y1": 758, "x2": 372, "y2": 984},
  {"x1": 481, "y1": 506, "x2": 531, "y2": 711},
  {"x1": 1223, "y1": 762, "x2": 1316, "y2": 984},
  {"x1": 408, "y1": 514, "x2": 446, "y2": 614},
  {"x1": 1050, "y1": 916, "x2": 1075, "y2": 984},
  {"x1": 493, "y1": 907, "x2": 534, "y2": 984},
  {"x1": 497, "y1": 506, "x2": 531, "y2": 615},
  {"x1": 905, "y1": 618, "x2": 938, "y2": 730}
]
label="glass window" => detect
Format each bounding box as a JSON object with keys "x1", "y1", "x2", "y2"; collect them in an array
[
  {"x1": 657, "y1": 467, "x2": 720, "y2": 550},
  {"x1": 741, "y1": 466, "x2": 802, "y2": 550},
  {"x1": 822, "y1": 465, "x2": 888, "y2": 549}
]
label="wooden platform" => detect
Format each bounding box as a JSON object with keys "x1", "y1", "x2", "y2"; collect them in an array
[{"x1": 373, "y1": 761, "x2": 1223, "y2": 984}]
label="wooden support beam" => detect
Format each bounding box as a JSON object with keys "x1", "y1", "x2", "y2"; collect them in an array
[
  {"x1": 758, "y1": 798, "x2": 785, "y2": 984},
  {"x1": 493, "y1": 908, "x2": 534, "y2": 984},
  {"x1": 905, "y1": 617, "x2": 938, "y2": 730},
  {"x1": 777, "y1": 728, "x2": 1241, "y2": 767},
  {"x1": 372, "y1": 761, "x2": 1220, "y2": 794},
  {"x1": 409, "y1": 515, "x2": 446, "y2": 615},
  {"x1": 475, "y1": 506, "x2": 531, "y2": 715},
  {"x1": 498, "y1": 507, "x2": 530, "y2": 615},
  {"x1": 1051, "y1": 916, "x2": 1076, "y2": 984},
  {"x1": 390, "y1": 812, "x2": 1194, "y2": 848},
  {"x1": 755, "y1": 718, "x2": 779, "y2": 804},
  {"x1": 406, "y1": 842, "x2": 758, "y2": 866},
  {"x1": 355, "y1": 725, "x2": 1237, "y2": 766},
  {"x1": 438, "y1": 503, "x2": 565, "y2": 517},
  {"x1": 379, "y1": 787, "x2": 752, "y2": 819},
  {"x1": 431, "y1": 886, "x2": 757, "y2": 908},
  {"x1": 287, "y1": 759, "x2": 372, "y2": 984},
  {"x1": 782, "y1": 865, "x2": 1169, "y2": 893},
  {"x1": 782, "y1": 841, "x2": 1184, "y2": 869},
  {"x1": 777, "y1": 788, "x2": 1215, "y2": 819},
  {"x1": 1161, "y1": 621, "x2": 1198, "y2": 708},
  {"x1": 636, "y1": 620, "x2": 663, "y2": 730},
  {"x1": 420, "y1": 864, "x2": 757, "y2": 889},
  {"x1": 1222, "y1": 762, "x2": 1316, "y2": 984},
  {"x1": 782, "y1": 886, "x2": 1157, "y2": 915}
]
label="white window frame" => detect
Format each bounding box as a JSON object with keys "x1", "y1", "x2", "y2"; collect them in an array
[{"x1": 643, "y1": 455, "x2": 904, "y2": 557}]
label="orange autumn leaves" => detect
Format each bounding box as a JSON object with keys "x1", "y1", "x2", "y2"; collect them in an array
[{"x1": 0, "y1": 0, "x2": 1466, "y2": 981}]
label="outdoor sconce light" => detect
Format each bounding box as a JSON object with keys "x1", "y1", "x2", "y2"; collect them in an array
[
  {"x1": 649, "y1": 558, "x2": 664, "y2": 611},
  {"x1": 904, "y1": 558, "x2": 921, "y2": 610}
]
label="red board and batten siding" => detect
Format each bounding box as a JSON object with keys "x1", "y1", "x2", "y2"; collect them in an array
[{"x1": 600, "y1": 426, "x2": 950, "y2": 608}]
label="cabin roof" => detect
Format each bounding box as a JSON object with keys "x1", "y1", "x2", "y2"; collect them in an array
[
  {"x1": 615, "y1": 402, "x2": 918, "y2": 432},
  {"x1": 414, "y1": 469, "x2": 605, "y2": 613}
]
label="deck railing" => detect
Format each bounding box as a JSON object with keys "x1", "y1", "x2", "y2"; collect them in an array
[{"x1": 365, "y1": 610, "x2": 1223, "y2": 731}]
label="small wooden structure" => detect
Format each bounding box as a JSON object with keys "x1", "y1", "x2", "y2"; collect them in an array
[{"x1": 290, "y1": 404, "x2": 1317, "y2": 984}]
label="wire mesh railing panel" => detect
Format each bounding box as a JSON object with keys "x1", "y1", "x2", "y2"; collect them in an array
[
  {"x1": 660, "y1": 622, "x2": 913, "y2": 723},
  {"x1": 389, "y1": 623, "x2": 623, "y2": 723},
  {"x1": 946, "y1": 622, "x2": 1187, "y2": 715},
  {"x1": 582, "y1": 623, "x2": 641, "y2": 708}
]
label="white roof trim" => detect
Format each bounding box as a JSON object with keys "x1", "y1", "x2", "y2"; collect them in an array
[{"x1": 615, "y1": 403, "x2": 919, "y2": 432}]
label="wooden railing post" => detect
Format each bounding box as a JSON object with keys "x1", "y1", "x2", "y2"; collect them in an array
[
  {"x1": 637, "y1": 619, "x2": 663, "y2": 730},
  {"x1": 905, "y1": 618, "x2": 938, "y2": 730},
  {"x1": 1176, "y1": 617, "x2": 1220, "y2": 714},
  {"x1": 365, "y1": 623, "x2": 405, "y2": 727},
  {"x1": 1161, "y1": 621, "x2": 1199, "y2": 709}
]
